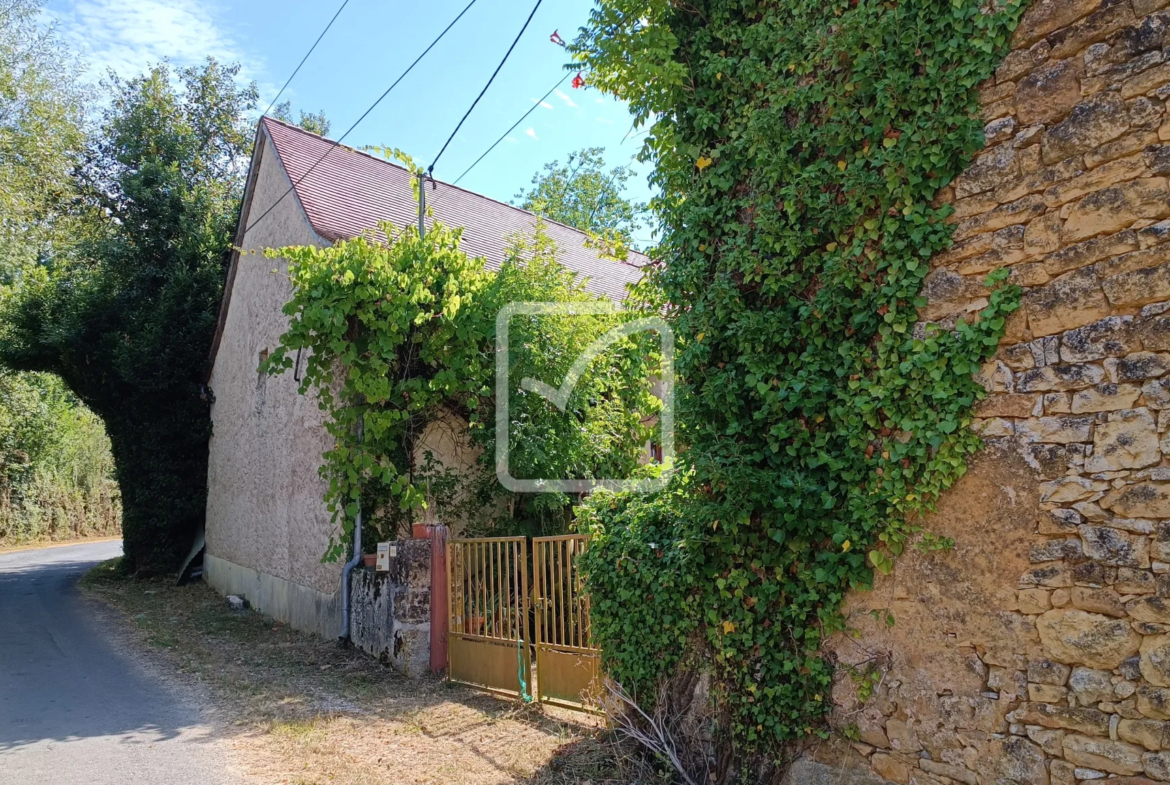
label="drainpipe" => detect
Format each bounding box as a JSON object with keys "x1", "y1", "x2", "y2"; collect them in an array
[{"x1": 339, "y1": 415, "x2": 364, "y2": 644}]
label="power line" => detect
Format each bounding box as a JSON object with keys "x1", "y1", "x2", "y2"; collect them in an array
[
  {"x1": 453, "y1": 71, "x2": 571, "y2": 185},
  {"x1": 427, "y1": 0, "x2": 544, "y2": 177},
  {"x1": 245, "y1": 0, "x2": 481, "y2": 235},
  {"x1": 262, "y1": 0, "x2": 352, "y2": 118}
]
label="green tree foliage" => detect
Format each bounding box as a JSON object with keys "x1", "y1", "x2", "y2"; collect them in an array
[
  {"x1": 570, "y1": 0, "x2": 1025, "y2": 751},
  {"x1": 0, "y1": 0, "x2": 86, "y2": 280},
  {"x1": 0, "y1": 372, "x2": 119, "y2": 544},
  {"x1": 270, "y1": 100, "x2": 331, "y2": 137},
  {"x1": 264, "y1": 209, "x2": 661, "y2": 557},
  {"x1": 514, "y1": 147, "x2": 649, "y2": 257},
  {"x1": 0, "y1": 60, "x2": 257, "y2": 573}
]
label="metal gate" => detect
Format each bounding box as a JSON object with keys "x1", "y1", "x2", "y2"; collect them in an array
[
  {"x1": 447, "y1": 534, "x2": 599, "y2": 709},
  {"x1": 446, "y1": 536, "x2": 531, "y2": 697},
  {"x1": 532, "y1": 535, "x2": 601, "y2": 709}
]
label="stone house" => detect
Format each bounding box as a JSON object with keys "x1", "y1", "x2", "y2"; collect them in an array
[
  {"x1": 791, "y1": 0, "x2": 1170, "y2": 782},
  {"x1": 203, "y1": 117, "x2": 644, "y2": 639}
]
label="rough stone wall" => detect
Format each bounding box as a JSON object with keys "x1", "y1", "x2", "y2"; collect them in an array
[
  {"x1": 348, "y1": 539, "x2": 432, "y2": 677},
  {"x1": 808, "y1": 0, "x2": 1170, "y2": 782}
]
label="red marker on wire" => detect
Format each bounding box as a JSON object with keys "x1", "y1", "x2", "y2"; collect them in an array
[{"x1": 549, "y1": 29, "x2": 565, "y2": 46}]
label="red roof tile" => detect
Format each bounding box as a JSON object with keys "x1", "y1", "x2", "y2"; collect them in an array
[{"x1": 260, "y1": 116, "x2": 646, "y2": 301}]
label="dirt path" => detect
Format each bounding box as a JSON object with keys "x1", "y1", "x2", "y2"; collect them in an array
[{"x1": 79, "y1": 560, "x2": 632, "y2": 785}]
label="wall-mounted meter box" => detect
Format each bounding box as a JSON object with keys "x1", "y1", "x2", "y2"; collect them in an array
[{"x1": 375, "y1": 542, "x2": 396, "y2": 572}]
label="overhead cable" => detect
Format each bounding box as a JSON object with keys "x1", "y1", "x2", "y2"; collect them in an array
[{"x1": 245, "y1": 0, "x2": 480, "y2": 234}]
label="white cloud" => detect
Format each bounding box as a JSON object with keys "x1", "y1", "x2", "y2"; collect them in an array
[
  {"x1": 530, "y1": 98, "x2": 553, "y2": 110},
  {"x1": 525, "y1": 127, "x2": 538, "y2": 140},
  {"x1": 595, "y1": 97, "x2": 605, "y2": 104},
  {"x1": 46, "y1": 0, "x2": 269, "y2": 91},
  {"x1": 504, "y1": 135, "x2": 518, "y2": 144},
  {"x1": 554, "y1": 89, "x2": 578, "y2": 108}
]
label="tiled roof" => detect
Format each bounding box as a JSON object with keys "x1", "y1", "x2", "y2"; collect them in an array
[{"x1": 259, "y1": 116, "x2": 646, "y2": 301}]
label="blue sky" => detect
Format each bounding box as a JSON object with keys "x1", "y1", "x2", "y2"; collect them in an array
[{"x1": 42, "y1": 0, "x2": 658, "y2": 244}]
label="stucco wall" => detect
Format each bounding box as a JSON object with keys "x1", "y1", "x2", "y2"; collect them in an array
[
  {"x1": 804, "y1": 0, "x2": 1170, "y2": 782},
  {"x1": 205, "y1": 131, "x2": 341, "y2": 615}
]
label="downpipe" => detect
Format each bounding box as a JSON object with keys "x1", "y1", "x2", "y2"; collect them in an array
[{"x1": 339, "y1": 415, "x2": 363, "y2": 645}]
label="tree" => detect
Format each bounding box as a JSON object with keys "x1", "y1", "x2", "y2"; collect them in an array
[
  {"x1": 270, "y1": 100, "x2": 330, "y2": 137},
  {"x1": 514, "y1": 147, "x2": 648, "y2": 257},
  {"x1": 0, "y1": 59, "x2": 257, "y2": 572},
  {"x1": 0, "y1": 0, "x2": 87, "y2": 280}
]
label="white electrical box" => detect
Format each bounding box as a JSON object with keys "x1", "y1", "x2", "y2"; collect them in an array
[{"x1": 375, "y1": 542, "x2": 394, "y2": 572}]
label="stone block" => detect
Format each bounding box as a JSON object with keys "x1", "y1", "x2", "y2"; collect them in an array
[
  {"x1": 1140, "y1": 685, "x2": 1170, "y2": 720},
  {"x1": 1073, "y1": 383, "x2": 1144, "y2": 412},
  {"x1": 1143, "y1": 635, "x2": 1170, "y2": 688},
  {"x1": 870, "y1": 754, "x2": 909, "y2": 783},
  {"x1": 1022, "y1": 562, "x2": 1077, "y2": 587},
  {"x1": 1045, "y1": 153, "x2": 1147, "y2": 207},
  {"x1": 1029, "y1": 682, "x2": 1070, "y2": 702},
  {"x1": 1046, "y1": 229, "x2": 1140, "y2": 276},
  {"x1": 1048, "y1": 1, "x2": 1137, "y2": 59},
  {"x1": 1140, "y1": 315, "x2": 1170, "y2": 350},
  {"x1": 1036, "y1": 608, "x2": 1142, "y2": 668},
  {"x1": 954, "y1": 194, "x2": 1048, "y2": 242},
  {"x1": 1119, "y1": 567, "x2": 1158, "y2": 594},
  {"x1": 1029, "y1": 658, "x2": 1073, "y2": 685},
  {"x1": 1014, "y1": 0, "x2": 1104, "y2": 47},
  {"x1": 1063, "y1": 733, "x2": 1146, "y2": 774},
  {"x1": 1027, "y1": 267, "x2": 1112, "y2": 336},
  {"x1": 1044, "y1": 93, "x2": 1131, "y2": 164},
  {"x1": 955, "y1": 144, "x2": 1020, "y2": 199},
  {"x1": 975, "y1": 393, "x2": 1036, "y2": 417},
  {"x1": 1085, "y1": 407, "x2": 1160, "y2": 471},
  {"x1": 1072, "y1": 585, "x2": 1127, "y2": 616},
  {"x1": 1080, "y1": 523, "x2": 1151, "y2": 566},
  {"x1": 1011, "y1": 701, "x2": 1112, "y2": 734},
  {"x1": 1070, "y1": 666, "x2": 1117, "y2": 703},
  {"x1": 1031, "y1": 537, "x2": 1083, "y2": 562},
  {"x1": 1041, "y1": 507, "x2": 1085, "y2": 533},
  {"x1": 1019, "y1": 415, "x2": 1096, "y2": 443},
  {"x1": 976, "y1": 737, "x2": 1049, "y2": 784},
  {"x1": 1020, "y1": 588, "x2": 1054, "y2": 613},
  {"x1": 1063, "y1": 178, "x2": 1170, "y2": 244},
  {"x1": 1123, "y1": 61, "x2": 1170, "y2": 99},
  {"x1": 1020, "y1": 363, "x2": 1107, "y2": 392},
  {"x1": 1116, "y1": 353, "x2": 1170, "y2": 381},
  {"x1": 1128, "y1": 596, "x2": 1170, "y2": 623},
  {"x1": 1145, "y1": 750, "x2": 1170, "y2": 780},
  {"x1": 1040, "y1": 475, "x2": 1108, "y2": 503},
  {"x1": 1062, "y1": 316, "x2": 1138, "y2": 362},
  {"x1": 1103, "y1": 482, "x2": 1170, "y2": 516},
  {"x1": 1118, "y1": 718, "x2": 1166, "y2": 751}
]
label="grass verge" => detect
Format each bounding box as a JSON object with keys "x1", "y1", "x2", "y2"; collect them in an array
[{"x1": 80, "y1": 558, "x2": 652, "y2": 784}]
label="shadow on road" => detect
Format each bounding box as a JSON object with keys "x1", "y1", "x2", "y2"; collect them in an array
[{"x1": 0, "y1": 543, "x2": 216, "y2": 754}]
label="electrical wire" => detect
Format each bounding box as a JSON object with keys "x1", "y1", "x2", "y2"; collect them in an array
[
  {"x1": 452, "y1": 71, "x2": 571, "y2": 185},
  {"x1": 262, "y1": 0, "x2": 352, "y2": 118},
  {"x1": 245, "y1": 0, "x2": 480, "y2": 235},
  {"x1": 427, "y1": 0, "x2": 544, "y2": 177}
]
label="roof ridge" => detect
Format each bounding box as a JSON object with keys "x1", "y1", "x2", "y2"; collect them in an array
[{"x1": 259, "y1": 116, "x2": 649, "y2": 269}]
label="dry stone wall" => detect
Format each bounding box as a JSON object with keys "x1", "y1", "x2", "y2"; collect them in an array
[{"x1": 812, "y1": 0, "x2": 1170, "y2": 782}]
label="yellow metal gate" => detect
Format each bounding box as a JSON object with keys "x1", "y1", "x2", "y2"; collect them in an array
[
  {"x1": 532, "y1": 535, "x2": 601, "y2": 709},
  {"x1": 446, "y1": 536, "x2": 531, "y2": 697}
]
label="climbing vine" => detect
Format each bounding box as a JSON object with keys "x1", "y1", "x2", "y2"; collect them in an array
[
  {"x1": 263, "y1": 208, "x2": 661, "y2": 558},
  {"x1": 572, "y1": 0, "x2": 1026, "y2": 752}
]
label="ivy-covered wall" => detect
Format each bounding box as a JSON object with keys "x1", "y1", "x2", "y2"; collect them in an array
[{"x1": 815, "y1": 0, "x2": 1170, "y2": 782}]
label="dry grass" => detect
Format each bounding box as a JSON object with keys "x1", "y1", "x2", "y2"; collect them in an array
[{"x1": 80, "y1": 559, "x2": 657, "y2": 785}]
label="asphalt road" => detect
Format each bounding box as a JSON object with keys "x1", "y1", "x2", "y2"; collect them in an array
[{"x1": 0, "y1": 541, "x2": 240, "y2": 785}]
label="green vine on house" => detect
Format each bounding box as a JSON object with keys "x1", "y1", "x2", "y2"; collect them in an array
[
  {"x1": 262, "y1": 195, "x2": 663, "y2": 555},
  {"x1": 571, "y1": 0, "x2": 1027, "y2": 751}
]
